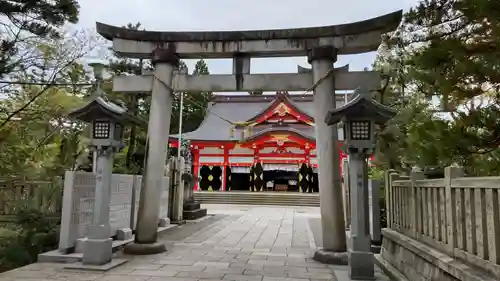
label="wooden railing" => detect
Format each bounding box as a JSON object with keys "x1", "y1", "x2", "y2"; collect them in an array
[
  {"x1": 385, "y1": 167, "x2": 500, "y2": 278},
  {"x1": 0, "y1": 179, "x2": 63, "y2": 221}
]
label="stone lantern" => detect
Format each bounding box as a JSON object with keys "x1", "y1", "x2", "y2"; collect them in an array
[
  {"x1": 325, "y1": 90, "x2": 396, "y2": 280},
  {"x1": 68, "y1": 64, "x2": 137, "y2": 266}
]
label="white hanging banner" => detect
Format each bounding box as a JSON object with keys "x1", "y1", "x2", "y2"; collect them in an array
[
  {"x1": 231, "y1": 166, "x2": 250, "y2": 173},
  {"x1": 263, "y1": 164, "x2": 299, "y2": 172}
]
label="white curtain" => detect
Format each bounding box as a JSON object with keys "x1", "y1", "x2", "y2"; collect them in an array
[
  {"x1": 263, "y1": 164, "x2": 299, "y2": 171},
  {"x1": 231, "y1": 167, "x2": 250, "y2": 173}
]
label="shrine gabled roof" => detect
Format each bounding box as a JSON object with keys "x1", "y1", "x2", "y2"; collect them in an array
[
  {"x1": 242, "y1": 127, "x2": 316, "y2": 143},
  {"x1": 241, "y1": 91, "x2": 313, "y2": 125},
  {"x1": 171, "y1": 94, "x2": 347, "y2": 142}
]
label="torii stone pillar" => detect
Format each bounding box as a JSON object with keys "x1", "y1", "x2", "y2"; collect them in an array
[
  {"x1": 309, "y1": 46, "x2": 348, "y2": 264},
  {"x1": 124, "y1": 48, "x2": 178, "y2": 254}
]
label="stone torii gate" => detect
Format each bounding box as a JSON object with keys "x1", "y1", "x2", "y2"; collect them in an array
[{"x1": 96, "y1": 10, "x2": 402, "y2": 259}]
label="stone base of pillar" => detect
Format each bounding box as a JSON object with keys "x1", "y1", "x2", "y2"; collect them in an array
[
  {"x1": 123, "y1": 242, "x2": 166, "y2": 255},
  {"x1": 75, "y1": 238, "x2": 87, "y2": 253},
  {"x1": 116, "y1": 228, "x2": 133, "y2": 240},
  {"x1": 158, "y1": 217, "x2": 170, "y2": 227},
  {"x1": 348, "y1": 250, "x2": 375, "y2": 280},
  {"x1": 313, "y1": 249, "x2": 348, "y2": 265},
  {"x1": 182, "y1": 199, "x2": 207, "y2": 220},
  {"x1": 82, "y1": 238, "x2": 113, "y2": 265}
]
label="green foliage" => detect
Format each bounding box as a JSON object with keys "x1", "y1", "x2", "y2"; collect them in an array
[
  {"x1": 170, "y1": 59, "x2": 212, "y2": 134},
  {"x1": 0, "y1": 0, "x2": 80, "y2": 77},
  {"x1": 0, "y1": 25, "x2": 100, "y2": 179},
  {"x1": 0, "y1": 209, "x2": 59, "y2": 273},
  {"x1": 374, "y1": 0, "x2": 500, "y2": 175},
  {"x1": 0, "y1": 182, "x2": 61, "y2": 273}
]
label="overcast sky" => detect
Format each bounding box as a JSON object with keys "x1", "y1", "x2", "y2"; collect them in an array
[{"x1": 73, "y1": 0, "x2": 419, "y2": 87}]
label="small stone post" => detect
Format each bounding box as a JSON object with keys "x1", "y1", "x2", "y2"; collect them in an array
[
  {"x1": 343, "y1": 158, "x2": 351, "y2": 229},
  {"x1": 384, "y1": 169, "x2": 396, "y2": 229},
  {"x1": 171, "y1": 157, "x2": 185, "y2": 223},
  {"x1": 369, "y1": 179, "x2": 382, "y2": 250},
  {"x1": 87, "y1": 147, "x2": 114, "y2": 261},
  {"x1": 410, "y1": 171, "x2": 425, "y2": 233},
  {"x1": 444, "y1": 166, "x2": 463, "y2": 252},
  {"x1": 348, "y1": 153, "x2": 373, "y2": 278}
]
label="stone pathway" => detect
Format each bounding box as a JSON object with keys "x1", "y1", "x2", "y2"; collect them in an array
[{"x1": 0, "y1": 205, "x2": 390, "y2": 281}]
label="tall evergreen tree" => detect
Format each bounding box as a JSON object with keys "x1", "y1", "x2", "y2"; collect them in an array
[
  {"x1": 170, "y1": 59, "x2": 212, "y2": 134},
  {"x1": 376, "y1": 0, "x2": 500, "y2": 175},
  {"x1": 0, "y1": 0, "x2": 80, "y2": 77}
]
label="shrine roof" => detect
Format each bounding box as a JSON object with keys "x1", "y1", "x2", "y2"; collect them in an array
[
  {"x1": 96, "y1": 11, "x2": 402, "y2": 42},
  {"x1": 243, "y1": 126, "x2": 316, "y2": 142},
  {"x1": 171, "y1": 94, "x2": 347, "y2": 142}
]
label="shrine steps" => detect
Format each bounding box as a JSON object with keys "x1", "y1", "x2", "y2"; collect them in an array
[{"x1": 193, "y1": 191, "x2": 320, "y2": 207}]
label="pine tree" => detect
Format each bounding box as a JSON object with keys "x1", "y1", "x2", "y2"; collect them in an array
[
  {"x1": 170, "y1": 59, "x2": 213, "y2": 134},
  {"x1": 376, "y1": 0, "x2": 500, "y2": 175},
  {"x1": 0, "y1": 0, "x2": 80, "y2": 77}
]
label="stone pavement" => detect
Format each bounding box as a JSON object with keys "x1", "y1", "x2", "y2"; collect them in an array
[{"x1": 0, "y1": 204, "x2": 390, "y2": 281}]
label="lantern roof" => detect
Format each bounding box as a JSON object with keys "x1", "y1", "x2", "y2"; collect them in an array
[
  {"x1": 325, "y1": 90, "x2": 397, "y2": 125},
  {"x1": 68, "y1": 94, "x2": 139, "y2": 124}
]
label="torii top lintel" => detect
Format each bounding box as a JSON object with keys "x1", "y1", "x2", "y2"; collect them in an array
[{"x1": 96, "y1": 10, "x2": 402, "y2": 59}]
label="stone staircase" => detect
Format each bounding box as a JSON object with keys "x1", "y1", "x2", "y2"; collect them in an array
[{"x1": 193, "y1": 191, "x2": 320, "y2": 207}]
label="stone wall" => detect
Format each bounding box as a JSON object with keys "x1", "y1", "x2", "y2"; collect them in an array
[{"x1": 58, "y1": 171, "x2": 170, "y2": 252}]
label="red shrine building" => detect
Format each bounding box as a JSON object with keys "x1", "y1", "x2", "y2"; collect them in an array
[{"x1": 169, "y1": 91, "x2": 349, "y2": 192}]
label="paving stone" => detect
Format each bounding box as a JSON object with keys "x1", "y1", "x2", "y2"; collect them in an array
[
  {"x1": 0, "y1": 206, "x2": 392, "y2": 281},
  {"x1": 129, "y1": 270, "x2": 178, "y2": 277},
  {"x1": 243, "y1": 269, "x2": 285, "y2": 277},
  {"x1": 229, "y1": 262, "x2": 264, "y2": 270},
  {"x1": 98, "y1": 275, "x2": 151, "y2": 281},
  {"x1": 262, "y1": 266, "x2": 306, "y2": 274},
  {"x1": 248, "y1": 260, "x2": 285, "y2": 267},
  {"x1": 0, "y1": 269, "x2": 58, "y2": 279},
  {"x1": 223, "y1": 274, "x2": 264, "y2": 281},
  {"x1": 248, "y1": 255, "x2": 268, "y2": 260},
  {"x1": 52, "y1": 272, "x2": 103, "y2": 280},
  {"x1": 306, "y1": 267, "x2": 333, "y2": 273},
  {"x1": 285, "y1": 261, "x2": 327, "y2": 268},
  {"x1": 148, "y1": 278, "x2": 197, "y2": 281},
  {"x1": 204, "y1": 267, "x2": 245, "y2": 274},
  {"x1": 154, "y1": 259, "x2": 196, "y2": 265},
  {"x1": 128, "y1": 264, "x2": 163, "y2": 270},
  {"x1": 262, "y1": 277, "x2": 309, "y2": 281},
  {"x1": 160, "y1": 264, "x2": 206, "y2": 272},
  {"x1": 102, "y1": 267, "x2": 135, "y2": 275},
  {"x1": 194, "y1": 261, "x2": 231, "y2": 268},
  {"x1": 195, "y1": 255, "x2": 224, "y2": 262},
  {"x1": 287, "y1": 271, "x2": 334, "y2": 280},
  {"x1": 176, "y1": 270, "x2": 225, "y2": 279}
]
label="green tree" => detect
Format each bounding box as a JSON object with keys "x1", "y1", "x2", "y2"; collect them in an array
[
  {"x1": 375, "y1": 0, "x2": 500, "y2": 175},
  {"x1": 170, "y1": 59, "x2": 212, "y2": 134},
  {"x1": 0, "y1": 29, "x2": 98, "y2": 179},
  {"x1": 106, "y1": 22, "x2": 152, "y2": 174},
  {"x1": 0, "y1": 0, "x2": 80, "y2": 77}
]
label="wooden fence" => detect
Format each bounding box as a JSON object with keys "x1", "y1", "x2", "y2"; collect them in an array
[
  {"x1": 0, "y1": 179, "x2": 63, "y2": 222},
  {"x1": 385, "y1": 166, "x2": 500, "y2": 278}
]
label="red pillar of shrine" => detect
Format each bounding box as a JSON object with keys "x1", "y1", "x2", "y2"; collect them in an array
[
  {"x1": 192, "y1": 149, "x2": 200, "y2": 191},
  {"x1": 222, "y1": 147, "x2": 229, "y2": 191},
  {"x1": 305, "y1": 145, "x2": 311, "y2": 166}
]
